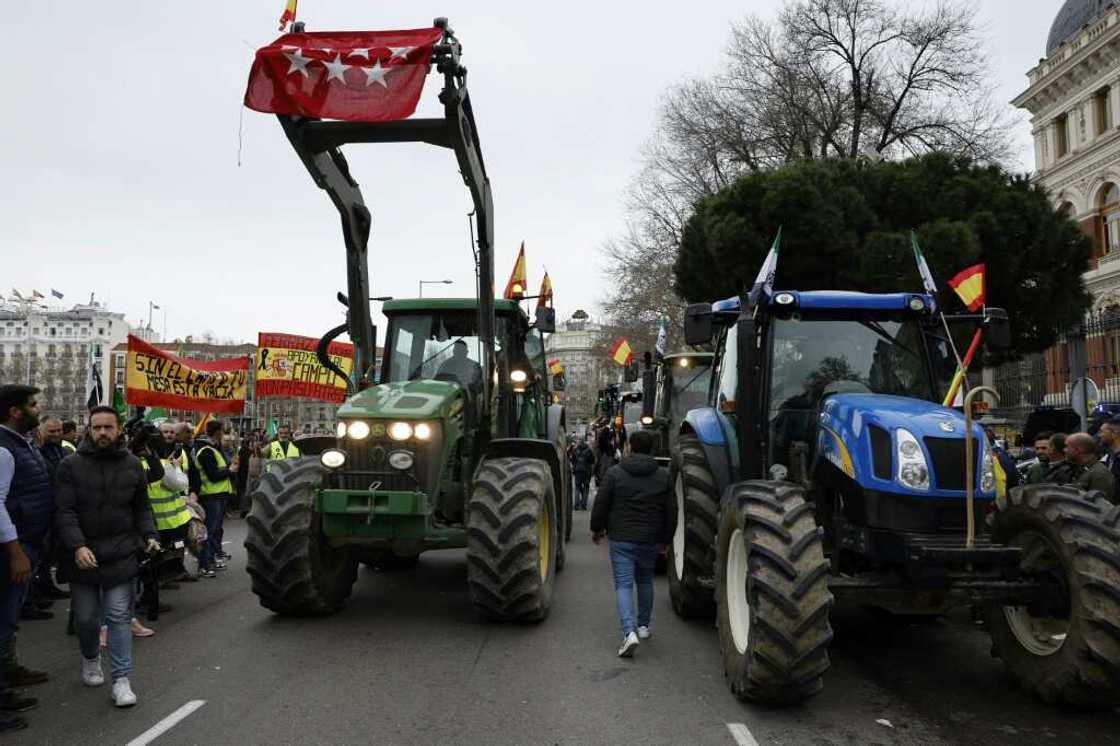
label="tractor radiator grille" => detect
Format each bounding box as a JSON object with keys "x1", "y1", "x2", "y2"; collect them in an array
[
  {"x1": 869, "y1": 425, "x2": 892, "y2": 480},
  {"x1": 338, "y1": 439, "x2": 424, "y2": 492},
  {"x1": 922, "y1": 437, "x2": 973, "y2": 491}
]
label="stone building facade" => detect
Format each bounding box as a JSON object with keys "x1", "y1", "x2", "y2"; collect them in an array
[{"x1": 545, "y1": 311, "x2": 613, "y2": 427}]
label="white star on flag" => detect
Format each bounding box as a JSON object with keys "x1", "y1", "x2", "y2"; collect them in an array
[
  {"x1": 389, "y1": 46, "x2": 413, "y2": 60},
  {"x1": 349, "y1": 48, "x2": 370, "y2": 59},
  {"x1": 324, "y1": 53, "x2": 351, "y2": 83},
  {"x1": 284, "y1": 48, "x2": 312, "y2": 77},
  {"x1": 364, "y1": 59, "x2": 393, "y2": 88}
]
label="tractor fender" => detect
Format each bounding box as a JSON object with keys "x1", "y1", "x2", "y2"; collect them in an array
[
  {"x1": 681, "y1": 408, "x2": 735, "y2": 494},
  {"x1": 546, "y1": 403, "x2": 567, "y2": 447}
]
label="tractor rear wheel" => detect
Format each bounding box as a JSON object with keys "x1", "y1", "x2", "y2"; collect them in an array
[
  {"x1": 716, "y1": 480, "x2": 833, "y2": 705},
  {"x1": 667, "y1": 435, "x2": 719, "y2": 618},
  {"x1": 985, "y1": 484, "x2": 1120, "y2": 709},
  {"x1": 466, "y1": 457, "x2": 557, "y2": 622},
  {"x1": 244, "y1": 458, "x2": 357, "y2": 616}
]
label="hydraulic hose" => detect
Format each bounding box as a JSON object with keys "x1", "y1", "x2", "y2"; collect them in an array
[{"x1": 317, "y1": 322, "x2": 353, "y2": 395}]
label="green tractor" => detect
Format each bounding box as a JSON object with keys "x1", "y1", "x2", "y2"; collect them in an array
[
  {"x1": 244, "y1": 19, "x2": 570, "y2": 621},
  {"x1": 640, "y1": 351, "x2": 714, "y2": 466}
]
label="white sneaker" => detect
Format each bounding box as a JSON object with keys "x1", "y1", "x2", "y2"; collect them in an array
[
  {"x1": 618, "y1": 631, "x2": 640, "y2": 658},
  {"x1": 111, "y1": 678, "x2": 137, "y2": 707},
  {"x1": 81, "y1": 655, "x2": 104, "y2": 687},
  {"x1": 637, "y1": 626, "x2": 651, "y2": 640}
]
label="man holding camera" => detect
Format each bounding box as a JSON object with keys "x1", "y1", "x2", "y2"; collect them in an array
[{"x1": 55, "y1": 406, "x2": 159, "y2": 708}]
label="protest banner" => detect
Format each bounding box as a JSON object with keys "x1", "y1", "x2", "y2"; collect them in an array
[
  {"x1": 256, "y1": 333, "x2": 354, "y2": 403},
  {"x1": 125, "y1": 335, "x2": 249, "y2": 414}
]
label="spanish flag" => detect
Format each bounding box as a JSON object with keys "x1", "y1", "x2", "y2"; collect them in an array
[
  {"x1": 548, "y1": 358, "x2": 563, "y2": 375},
  {"x1": 948, "y1": 263, "x2": 985, "y2": 312},
  {"x1": 278, "y1": 0, "x2": 298, "y2": 31},
  {"x1": 609, "y1": 338, "x2": 633, "y2": 367},
  {"x1": 537, "y1": 272, "x2": 553, "y2": 308},
  {"x1": 503, "y1": 242, "x2": 527, "y2": 300}
]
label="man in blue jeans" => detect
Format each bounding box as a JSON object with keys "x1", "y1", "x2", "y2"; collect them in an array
[
  {"x1": 590, "y1": 430, "x2": 675, "y2": 658},
  {"x1": 55, "y1": 406, "x2": 160, "y2": 707},
  {"x1": 194, "y1": 419, "x2": 236, "y2": 578}
]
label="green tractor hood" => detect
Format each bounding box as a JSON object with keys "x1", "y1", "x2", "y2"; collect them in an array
[{"x1": 338, "y1": 380, "x2": 464, "y2": 420}]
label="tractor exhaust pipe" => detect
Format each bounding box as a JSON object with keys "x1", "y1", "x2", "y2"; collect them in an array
[{"x1": 963, "y1": 385, "x2": 999, "y2": 548}]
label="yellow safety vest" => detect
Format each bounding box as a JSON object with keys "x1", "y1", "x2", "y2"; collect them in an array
[
  {"x1": 195, "y1": 444, "x2": 234, "y2": 496},
  {"x1": 268, "y1": 440, "x2": 301, "y2": 460},
  {"x1": 61, "y1": 440, "x2": 76, "y2": 453},
  {"x1": 140, "y1": 457, "x2": 192, "y2": 531}
]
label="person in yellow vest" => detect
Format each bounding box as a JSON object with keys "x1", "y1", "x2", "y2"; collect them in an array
[
  {"x1": 157, "y1": 421, "x2": 199, "y2": 585},
  {"x1": 194, "y1": 420, "x2": 237, "y2": 579},
  {"x1": 262, "y1": 424, "x2": 301, "y2": 462},
  {"x1": 60, "y1": 420, "x2": 78, "y2": 454}
]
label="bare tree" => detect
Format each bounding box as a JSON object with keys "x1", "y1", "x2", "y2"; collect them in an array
[{"x1": 596, "y1": 0, "x2": 1012, "y2": 353}]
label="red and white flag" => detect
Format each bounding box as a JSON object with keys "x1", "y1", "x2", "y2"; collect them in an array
[{"x1": 244, "y1": 28, "x2": 443, "y2": 123}]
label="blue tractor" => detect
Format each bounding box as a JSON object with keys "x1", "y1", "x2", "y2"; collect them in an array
[{"x1": 670, "y1": 251, "x2": 1120, "y2": 707}]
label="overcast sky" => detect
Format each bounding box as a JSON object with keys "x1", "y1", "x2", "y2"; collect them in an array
[{"x1": 3, "y1": 1, "x2": 1054, "y2": 345}]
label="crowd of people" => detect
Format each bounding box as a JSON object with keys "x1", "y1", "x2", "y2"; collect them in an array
[
  {"x1": 0, "y1": 384, "x2": 306, "y2": 732},
  {"x1": 1017, "y1": 422, "x2": 1120, "y2": 502}
]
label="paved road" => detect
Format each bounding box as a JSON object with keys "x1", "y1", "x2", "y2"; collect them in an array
[{"x1": 9, "y1": 509, "x2": 1120, "y2": 745}]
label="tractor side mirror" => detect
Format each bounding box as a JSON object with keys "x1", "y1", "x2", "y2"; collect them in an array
[
  {"x1": 552, "y1": 373, "x2": 566, "y2": 392},
  {"x1": 684, "y1": 303, "x2": 713, "y2": 346},
  {"x1": 535, "y1": 306, "x2": 556, "y2": 334},
  {"x1": 983, "y1": 308, "x2": 1010, "y2": 350},
  {"x1": 641, "y1": 369, "x2": 656, "y2": 418},
  {"x1": 625, "y1": 361, "x2": 640, "y2": 384}
]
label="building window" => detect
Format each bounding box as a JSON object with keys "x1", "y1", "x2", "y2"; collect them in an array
[
  {"x1": 1102, "y1": 183, "x2": 1120, "y2": 256},
  {"x1": 97, "y1": 328, "x2": 104, "y2": 336},
  {"x1": 49, "y1": 327, "x2": 56, "y2": 337},
  {"x1": 1096, "y1": 87, "x2": 1113, "y2": 135},
  {"x1": 1055, "y1": 114, "x2": 1069, "y2": 158}
]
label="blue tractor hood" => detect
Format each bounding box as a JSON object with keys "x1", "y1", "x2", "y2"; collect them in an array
[{"x1": 818, "y1": 392, "x2": 995, "y2": 500}]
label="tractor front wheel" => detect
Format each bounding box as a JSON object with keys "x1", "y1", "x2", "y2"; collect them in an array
[
  {"x1": 985, "y1": 484, "x2": 1120, "y2": 709},
  {"x1": 466, "y1": 457, "x2": 557, "y2": 622},
  {"x1": 667, "y1": 435, "x2": 719, "y2": 618},
  {"x1": 244, "y1": 458, "x2": 357, "y2": 616},
  {"x1": 716, "y1": 480, "x2": 834, "y2": 705}
]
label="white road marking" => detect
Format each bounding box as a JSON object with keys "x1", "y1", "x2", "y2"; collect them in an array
[
  {"x1": 125, "y1": 700, "x2": 207, "y2": 746},
  {"x1": 727, "y1": 723, "x2": 760, "y2": 746}
]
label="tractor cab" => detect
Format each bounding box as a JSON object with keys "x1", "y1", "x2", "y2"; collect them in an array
[{"x1": 645, "y1": 352, "x2": 713, "y2": 462}]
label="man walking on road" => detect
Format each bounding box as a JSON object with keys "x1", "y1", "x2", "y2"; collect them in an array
[
  {"x1": 55, "y1": 406, "x2": 160, "y2": 708},
  {"x1": 590, "y1": 430, "x2": 675, "y2": 658},
  {"x1": 572, "y1": 438, "x2": 595, "y2": 510}
]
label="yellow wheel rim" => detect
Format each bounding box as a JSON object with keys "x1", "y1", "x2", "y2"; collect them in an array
[{"x1": 538, "y1": 504, "x2": 551, "y2": 581}]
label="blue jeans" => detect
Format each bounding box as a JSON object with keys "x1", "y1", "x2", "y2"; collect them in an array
[
  {"x1": 0, "y1": 549, "x2": 28, "y2": 693},
  {"x1": 608, "y1": 541, "x2": 658, "y2": 639},
  {"x1": 72, "y1": 581, "x2": 134, "y2": 680},
  {"x1": 199, "y1": 496, "x2": 226, "y2": 570}
]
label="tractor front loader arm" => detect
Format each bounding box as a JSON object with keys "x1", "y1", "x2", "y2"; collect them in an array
[{"x1": 275, "y1": 18, "x2": 495, "y2": 409}]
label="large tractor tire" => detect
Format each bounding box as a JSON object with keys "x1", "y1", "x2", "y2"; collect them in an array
[
  {"x1": 667, "y1": 434, "x2": 719, "y2": 618},
  {"x1": 466, "y1": 457, "x2": 557, "y2": 622},
  {"x1": 716, "y1": 481, "x2": 834, "y2": 705},
  {"x1": 244, "y1": 458, "x2": 357, "y2": 616},
  {"x1": 984, "y1": 484, "x2": 1120, "y2": 709}
]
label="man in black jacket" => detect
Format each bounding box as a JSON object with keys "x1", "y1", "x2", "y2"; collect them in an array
[
  {"x1": 194, "y1": 420, "x2": 237, "y2": 577},
  {"x1": 55, "y1": 406, "x2": 159, "y2": 708},
  {"x1": 571, "y1": 439, "x2": 595, "y2": 510},
  {"x1": 590, "y1": 430, "x2": 675, "y2": 658}
]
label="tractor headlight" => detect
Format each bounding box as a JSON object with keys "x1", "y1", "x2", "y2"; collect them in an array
[
  {"x1": 320, "y1": 449, "x2": 346, "y2": 469},
  {"x1": 387, "y1": 421, "x2": 413, "y2": 441},
  {"x1": 388, "y1": 450, "x2": 414, "y2": 470},
  {"x1": 510, "y1": 369, "x2": 528, "y2": 384},
  {"x1": 335, "y1": 422, "x2": 347, "y2": 438},
  {"x1": 347, "y1": 421, "x2": 371, "y2": 440},
  {"x1": 414, "y1": 422, "x2": 433, "y2": 441},
  {"x1": 980, "y1": 448, "x2": 996, "y2": 493},
  {"x1": 896, "y1": 429, "x2": 930, "y2": 491},
  {"x1": 640, "y1": 415, "x2": 653, "y2": 426},
  {"x1": 908, "y1": 296, "x2": 926, "y2": 312}
]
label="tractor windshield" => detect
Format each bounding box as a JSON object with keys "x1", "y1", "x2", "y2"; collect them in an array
[
  {"x1": 384, "y1": 311, "x2": 485, "y2": 389},
  {"x1": 768, "y1": 314, "x2": 935, "y2": 466},
  {"x1": 665, "y1": 359, "x2": 711, "y2": 423}
]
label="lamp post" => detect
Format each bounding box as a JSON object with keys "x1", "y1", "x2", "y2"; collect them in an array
[
  {"x1": 148, "y1": 300, "x2": 160, "y2": 332},
  {"x1": 419, "y1": 279, "x2": 453, "y2": 298}
]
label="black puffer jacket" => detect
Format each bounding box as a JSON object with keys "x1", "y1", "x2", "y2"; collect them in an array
[
  {"x1": 591, "y1": 454, "x2": 675, "y2": 544},
  {"x1": 55, "y1": 437, "x2": 158, "y2": 587}
]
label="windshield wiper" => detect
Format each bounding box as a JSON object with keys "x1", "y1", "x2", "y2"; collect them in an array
[
  {"x1": 860, "y1": 320, "x2": 917, "y2": 358},
  {"x1": 409, "y1": 336, "x2": 467, "y2": 380},
  {"x1": 673, "y1": 368, "x2": 709, "y2": 396}
]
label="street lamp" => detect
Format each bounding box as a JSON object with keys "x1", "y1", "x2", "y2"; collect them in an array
[
  {"x1": 419, "y1": 279, "x2": 453, "y2": 298},
  {"x1": 147, "y1": 300, "x2": 160, "y2": 331}
]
